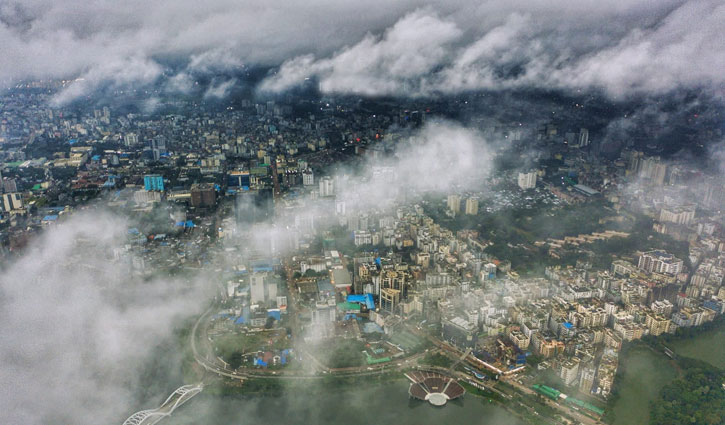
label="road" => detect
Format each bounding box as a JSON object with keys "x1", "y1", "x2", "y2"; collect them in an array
[
  {"x1": 500, "y1": 377, "x2": 603, "y2": 425},
  {"x1": 191, "y1": 304, "x2": 603, "y2": 425},
  {"x1": 190, "y1": 303, "x2": 430, "y2": 380}
]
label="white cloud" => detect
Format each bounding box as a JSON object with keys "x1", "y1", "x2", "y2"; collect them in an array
[
  {"x1": 1, "y1": 1, "x2": 722, "y2": 102},
  {"x1": 262, "y1": 0, "x2": 725, "y2": 98},
  {"x1": 204, "y1": 78, "x2": 237, "y2": 99},
  {"x1": 0, "y1": 211, "x2": 208, "y2": 424}
]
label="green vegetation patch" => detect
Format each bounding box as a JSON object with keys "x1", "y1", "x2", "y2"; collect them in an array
[
  {"x1": 310, "y1": 339, "x2": 368, "y2": 369},
  {"x1": 649, "y1": 358, "x2": 725, "y2": 425}
]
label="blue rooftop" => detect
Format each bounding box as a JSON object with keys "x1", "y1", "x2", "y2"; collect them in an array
[{"x1": 346, "y1": 293, "x2": 375, "y2": 310}]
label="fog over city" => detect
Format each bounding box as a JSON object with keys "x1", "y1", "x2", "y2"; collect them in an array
[
  {"x1": 0, "y1": 211, "x2": 211, "y2": 424},
  {"x1": 1, "y1": 1, "x2": 724, "y2": 425}
]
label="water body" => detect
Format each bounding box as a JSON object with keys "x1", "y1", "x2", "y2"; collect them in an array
[
  {"x1": 609, "y1": 345, "x2": 676, "y2": 425},
  {"x1": 608, "y1": 321, "x2": 725, "y2": 425},
  {"x1": 667, "y1": 324, "x2": 725, "y2": 369},
  {"x1": 164, "y1": 380, "x2": 522, "y2": 425}
]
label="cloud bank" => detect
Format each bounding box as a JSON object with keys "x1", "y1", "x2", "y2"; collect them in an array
[
  {"x1": 0, "y1": 211, "x2": 207, "y2": 424},
  {"x1": 262, "y1": 1, "x2": 725, "y2": 98},
  {"x1": 1, "y1": 1, "x2": 723, "y2": 103}
]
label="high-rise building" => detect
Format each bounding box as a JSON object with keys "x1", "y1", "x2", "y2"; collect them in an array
[
  {"x1": 124, "y1": 133, "x2": 138, "y2": 147},
  {"x1": 638, "y1": 250, "x2": 684, "y2": 275},
  {"x1": 659, "y1": 206, "x2": 695, "y2": 226},
  {"x1": 560, "y1": 359, "x2": 580, "y2": 386},
  {"x1": 517, "y1": 171, "x2": 537, "y2": 190},
  {"x1": 1, "y1": 192, "x2": 23, "y2": 212},
  {"x1": 250, "y1": 272, "x2": 278, "y2": 304},
  {"x1": 146, "y1": 137, "x2": 167, "y2": 161},
  {"x1": 143, "y1": 174, "x2": 164, "y2": 191},
  {"x1": 465, "y1": 197, "x2": 479, "y2": 215},
  {"x1": 447, "y1": 194, "x2": 461, "y2": 214},
  {"x1": 190, "y1": 184, "x2": 216, "y2": 207},
  {"x1": 302, "y1": 169, "x2": 314, "y2": 186},
  {"x1": 319, "y1": 176, "x2": 334, "y2": 197},
  {"x1": 579, "y1": 367, "x2": 595, "y2": 393},
  {"x1": 578, "y1": 128, "x2": 590, "y2": 147},
  {"x1": 228, "y1": 170, "x2": 251, "y2": 189},
  {"x1": 638, "y1": 156, "x2": 667, "y2": 185}
]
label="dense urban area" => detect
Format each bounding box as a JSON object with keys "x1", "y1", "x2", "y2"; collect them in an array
[{"x1": 1, "y1": 83, "x2": 724, "y2": 425}]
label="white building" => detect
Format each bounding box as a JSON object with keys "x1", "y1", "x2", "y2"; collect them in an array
[
  {"x1": 250, "y1": 272, "x2": 278, "y2": 304},
  {"x1": 302, "y1": 169, "x2": 314, "y2": 186},
  {"x1": 319, "y1": 176, "x2": 334, "y2": 197},
  {"x1": 124, "y1": 132, "x2": 139, "y2": 146},
  {"x1": 517, "y1": 171, "x2": 537, "y2": 190},
  {"x1": 638, "y1": 250, "x2": 683, "y2": 275}
]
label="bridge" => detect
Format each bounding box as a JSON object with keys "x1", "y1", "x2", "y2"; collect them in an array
[{"x1": 122, "y1": 383, "x2": 203, "y2": 425}]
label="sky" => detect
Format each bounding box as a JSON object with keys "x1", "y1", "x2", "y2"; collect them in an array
[{"x1": 1, "y1": 0, "x2": 723, "y2": 103}]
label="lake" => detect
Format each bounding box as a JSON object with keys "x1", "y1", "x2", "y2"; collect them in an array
[
  {"x1": 667, "y1": 324, "x2": 725, "y2": 369},
  {"x1": 609, "y1": 320, "x2": 725, "y2": 425},
  {"x1": 164, "y1": 379, "x2": 523, "y2": 425}
]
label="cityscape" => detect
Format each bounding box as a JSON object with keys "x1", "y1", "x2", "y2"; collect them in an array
[{"x1": 1, "y1": 2, "x2": 724, "y2": 425}]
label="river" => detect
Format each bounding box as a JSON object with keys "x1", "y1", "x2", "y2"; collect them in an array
[{"x1": 163, "y1": 379, "x2": 522, "y2": 425}]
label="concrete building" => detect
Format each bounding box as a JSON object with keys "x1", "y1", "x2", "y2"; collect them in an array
[
  {"x1": 318, "y1": 176, "x2": 334, "y2": 197},
  {"x1": 1, "y1": 192, "x2": 23, "y2": 212},
  {"x1": 645, "y1": 314, "x2": 670, "y2": 336},
  {"x1": 659, "y1": 206, "x2": 695, "y2": 226},
  {"x1": 250, "y1": 272, "x2": 278, "y2": 305},
  {"x1": 517, "y1": 171, "x2": 537, "y2": 190},
  {"x1": 447, "y1": 194, "x2": 461, "y2": 214},
  {"x1": 190, "y1": 184, "x2": 216, "y2": 207},
  {"x1": 560, "y1": 358, "x2": 580, "y2": 386},
  {"x1": 302, "y1": 169, "x2": 314, "y2": 186},
  {"x1": 638, "y1": 250, "x2": 683, "y2": 275},
  {"x1": 465, "y1": 197, "x2": 479, "y2": 215},
  {"x1": 144, "y1": 174, "x2": 164, "y2": 191},
  {"x1": 442, "y1": 317, "x2": 477, "y2": 349}
]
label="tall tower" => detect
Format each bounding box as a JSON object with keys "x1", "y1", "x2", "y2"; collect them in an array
[
  {"x1": 465, "y1": 197, "x2": 479, "y2": 215},
  {"x1": 447, "y1": 194, "x2": 461, "y2": 214}
]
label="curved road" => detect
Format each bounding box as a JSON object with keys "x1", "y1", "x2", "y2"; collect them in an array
[{"x1": 190, "y1": 306, "x2": 430, "y2": 381}]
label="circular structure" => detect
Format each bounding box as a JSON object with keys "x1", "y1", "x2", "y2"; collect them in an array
[
  {"x1": 407, "y1": 370, "x2": 465, "y2": 406},
  {"x1": 426, "y1": 392, "x2": 448, "y2": 406}
]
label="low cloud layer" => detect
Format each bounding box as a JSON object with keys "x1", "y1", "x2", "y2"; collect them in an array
[
  {"x1": 228, "y1": 120, "x2": 497, "y2": 259},
  {"x1": 262, "y1": 1, "x2": 725, "y2": 98},
  {"x1": 336, "y1": 120, "x2": 496, "y2": 210},
  {"x1": 0, "y1": 211, "x2": 207, "y2": 424},
  {"x1": 1, "y1": 1, "x2": 722, "y2": 103}
]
